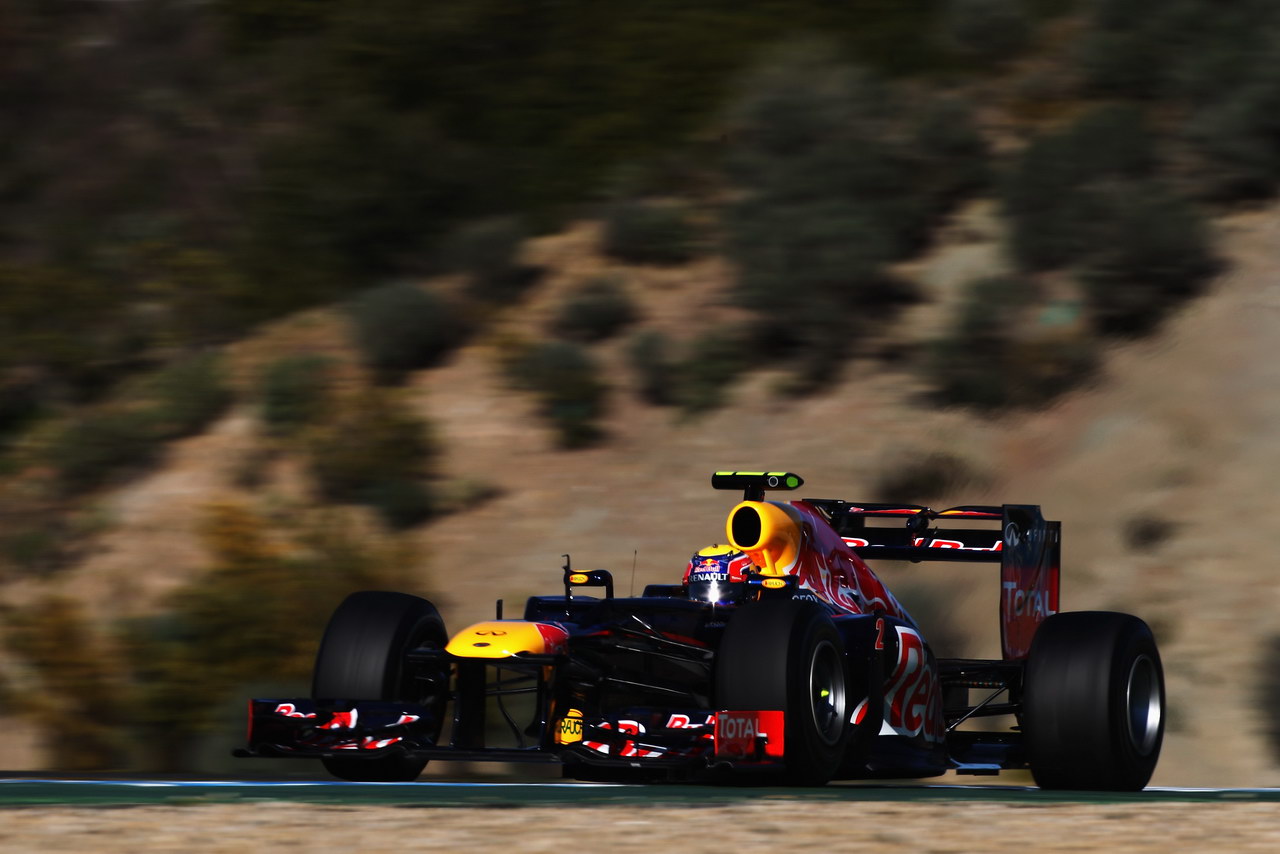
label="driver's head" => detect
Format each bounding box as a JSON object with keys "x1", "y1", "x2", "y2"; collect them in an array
[{"x1": 683, "y1": 544, "x2": 750, "y2": 605}]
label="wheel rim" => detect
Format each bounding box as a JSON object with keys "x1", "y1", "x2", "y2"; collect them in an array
[
  {"x1": 808, "y1": 639, "x2": 847, "y2": 746},
  {"x1": 1125, "y1": 653, "x2": 1162, "y2": 756}
]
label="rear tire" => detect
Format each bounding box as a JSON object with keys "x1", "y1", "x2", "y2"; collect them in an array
[
  {"x1": 312, "y1": 591, "x2": 448, "y2": 782},
  {"x1": 1023, "y1": 611, "x2": 1164, "y2": 791},
  {"x1": 716, "y1": 600, "x2": 849, "y2": 785}
]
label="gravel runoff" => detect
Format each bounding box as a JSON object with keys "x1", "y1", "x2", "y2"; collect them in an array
[{"x1": 1, "y1": 801, "x2": 1277, "y2": 853}]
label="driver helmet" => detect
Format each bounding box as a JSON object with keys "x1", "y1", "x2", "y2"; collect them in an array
[{"x1": 683, "y1": 544, "x2": 751, "y2": 605}]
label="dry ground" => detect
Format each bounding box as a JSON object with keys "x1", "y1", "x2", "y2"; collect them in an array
[
  {"x1": 2, "y1": 801, "x2": 1278, "y2": 853},
  {"x1": 4, "y1": 202, "x2": 1280, "y2": 786}
]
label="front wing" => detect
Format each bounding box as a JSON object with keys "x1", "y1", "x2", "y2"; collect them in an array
[{"x1": 239, "y1": 699, "x2": 786, "y2": 771}]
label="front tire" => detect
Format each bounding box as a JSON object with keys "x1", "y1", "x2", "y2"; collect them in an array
[
  {"x1": 716, "y1": 600, "x2": 850, "y2": 785},
  {"x1": 312, "y1": 591, "x2": 448, "y2": 782},
  {"x1": 1023, "y1": 611, "x2": 1165, "y2": 791}
]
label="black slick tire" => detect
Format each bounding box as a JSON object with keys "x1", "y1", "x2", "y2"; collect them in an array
[
  {"x1": 1022, "y1": 611, "x2": 1165, "y2": 791},
  {"x1": 716, "y1": 599, "x2": 850, "y2": 785},
  {"x1": 312, "y1": 590, "x2": 448, "y2": 782}
]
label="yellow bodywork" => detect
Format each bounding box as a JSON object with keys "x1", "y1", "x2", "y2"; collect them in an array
[
  {"x1": 726, "y1": 500, "x2": 803, "y2": 576},
  {"x1": 446, "y1": 621, "x2": 559, "y2": 659}
]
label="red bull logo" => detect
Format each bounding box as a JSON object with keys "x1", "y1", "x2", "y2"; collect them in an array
[{"x1": 881, "y1": 627, "x2": 943, "y2": 744}]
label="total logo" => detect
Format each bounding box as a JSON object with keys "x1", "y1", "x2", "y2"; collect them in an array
[
  {"x1": 1002, "y1": 581, "x2": 1056, "y2": 618},
  {"x1": 717, "y1": 714, "x2": 761, "y2": 741}
]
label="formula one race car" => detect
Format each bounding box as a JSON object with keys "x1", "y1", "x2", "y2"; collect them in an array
[{"x1": 238, "y1": 472, "x2": 1165, "y2": 790}]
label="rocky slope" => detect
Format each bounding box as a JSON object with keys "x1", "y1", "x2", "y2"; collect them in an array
[{"x1": 3, "y1": 202, "x2": 1279, "y2": 786}]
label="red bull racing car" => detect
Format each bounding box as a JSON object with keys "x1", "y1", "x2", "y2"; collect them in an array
[{"x1": 238, "y1": 472, "x2": 1165, "y2": 790}]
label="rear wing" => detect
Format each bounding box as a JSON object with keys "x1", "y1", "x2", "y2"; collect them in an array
[{"x1": 805, "y1": 500, "x2": 1060, "y2": 661}]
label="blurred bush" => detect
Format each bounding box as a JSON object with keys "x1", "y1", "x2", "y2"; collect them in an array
[
  {"x1": 449, "y1": 217, "x2": 543, "y2": 302},
  {"x1": 872, "y1": 449, "x2": 985, "y2": 505},
  {"x1": 1183, "y1": 63, "x2": 1280, "y2": 201},
  {"x1": 888, "y1": 581, "x2": 971, "y2": 658},
  {"x1": 4, "y1": 596, "x2": 130, "y2": 769},
  {"x1": 926, "y1": 276, "x2": 1099, "y2": 408},
  {"x1": 625, "y1": 326, "x2": 755, "y2": 414},
  {"x1": 551, "y1": 277, "x2": 638, "y2": 342},
  {"x1": 259, "y1": 355, "x2": 335, "y2": 436},
  {"x1": 673, "y1": 327, "x2": 755, "y2": 414},
  {"x1": 1259, "y1": 633, "x2": 1280, "y2": 765},
  {"x1": 3, "y1": 502, "x2": 418, "y2": 771},
  {"x1": 45, "y1": 408, "x2": 164, "y2": 494},
  {"x1": 941, "y1": 0, "x2": 1032, "y2": 63},
  {"x1": 723, "y1": 42, "x2": 987, "y2": 366},
  {"x1": 1081, "y1": 187, "x2": 1218, "y2": 335},
  {"x1": 628, "y1": 330, "x2": 677, "y2": 406},
  {"x1": 45, "y1": 354, "x2": 232, "y2": 492},
  {"x1": 602, "y1": 200, "x2": 701, "y2": 265},
  {"x1": 349, "y1": 283, "x2": 471, "y2": 382},
  {"x1": 1003, "y1": 104, "x2": 1156, "y2": 270},
  {"x1": 1079, "y1": 0, "x2": 1279, "y2": 103},
  {"x1": 306, "y1": 388, "x2": 436, "y2": 528},
  {"x1": 1077, "y1": 0, "x2": 1280, "y2": 201},
  {"x1": 137, "y1": 354, "x2": 234, "y2": 440},
  {"x1": 1002, "y1": 104, "x2": 1218, "y2": 339},
  {"x1": 0, "y1": 264, "x2": 123, "y2": 401},
  {"x1": 501, "y1": 339, "x2": 607, "y2": 448},
  {"x1": 911, "y1": 97, "x2": 991, "y2": 212}
]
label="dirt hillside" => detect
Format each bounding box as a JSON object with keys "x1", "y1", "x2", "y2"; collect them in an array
[{"x1": 3, "y1": 201, "x2": 1279, "y2": 786}]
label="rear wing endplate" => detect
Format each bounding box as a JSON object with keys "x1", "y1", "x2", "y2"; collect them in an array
[{"x1": 806, "y1": 500, "x2": 1060, "y2": 660}]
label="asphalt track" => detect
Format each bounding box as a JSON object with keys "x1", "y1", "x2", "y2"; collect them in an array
[{"x1": 2, "y1": 779, "x2": 1279, "y2": 807}]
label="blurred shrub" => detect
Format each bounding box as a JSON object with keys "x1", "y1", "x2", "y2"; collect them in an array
[
  {"x1": 349, "y1": 283, "x2": 470, "y2": 382},
  {"x1": 911, "y1": 97, "x2": 991, "y2": 211},
  {"x1": 1003, "y1": 102, "x2": 1219, "y2": 337},
  {"x1": 432, "y1": 477, "x2": 504, "y2": 515},
  {"x1": 306, "y1": 389, "x2": 436, "y2": 528},
  {"x1": 137, "y1": 353, "x2": 233, "y2": 440},
  {"x1": 358, "y1": 478, "x2": 435, "y2": 530},
  {"x1": 450, "y1": 216, "x2": 542, "y2": 301},
  {"x1": 926, "y1": 276, "x2": 1099, "y2": 409},
  {"x1": 1081, "y1": 187, "x2": 1218, "y2": 335},
  {"x1": 115, "y1": 503, "x2": 415, "y2": 770},
  {"x1": 502, "y1": 340, "x2": 607, "y2": 448},
  {"x1": 1003, "y1": 104, "x2": 1156, "y2": 271},
  {"x1": 942, "y1": 0, "x2": 1032, "y2": 62},
  {"x1": 259, "y1": 355, "x2": 334, "y2": 435},
  {"x1": 1123, "y1": 513, "x2": 1179, "y2": 551},
  {"x1": 46, "y1": 408, "x2": 163, "y2": 493},
  {"x1": 888, "y1": 581, "x2": 970, "y2": 658},
  {"x1": 628, "y1": 330, "x2": 677, "y2": 406},
  {"x1": 872, "y1": 450, "x2": 983, "y2": 506},
  {"x1": 602, "y1": 200, "x2": 701, "y2": 265},
  {"x1": 1079, "y1": 0, "x2": 1280, "y2": 103},
  {"x1": 723, "y1": 43, "x2": 988, "y2": 364},
  {"x1": 134, "y1": 246, "x2": 253, "y2": 349},
  {"x1": 0, "y1": 374, "x2": 43, "y2": 442},
  {"x1": 551, "y1": 277, "x2": 638, "y2": 342},
  {"x1": 44, "y1": 354, "x2": 232, "y2": 492},
  {"x1": 244, "y1": 102, "x2": 477, "y2": 305},
  {"x1": 1, "y1": 526, "x2": 62, "y2": 576},
  {"x1": 1184, "y1": 63, "x2": 1280, "y2": 201},
  {"x1": 674, "y1": 327, "x2": 754, "y2": 414},
  {"x1": 1260, "y1": 633, "x2": 1280, "y2": 765},
  {"x1": 4, "y1": 596, "x2": 130, "y2": 769},
  {"x1": 0, "y1": 264, "x2": 121, "y2": 397}
]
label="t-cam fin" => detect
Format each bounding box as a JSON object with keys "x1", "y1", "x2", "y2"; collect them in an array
[{"x1": 712, "y1": 471, "x2": 803, "y2": 501}]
